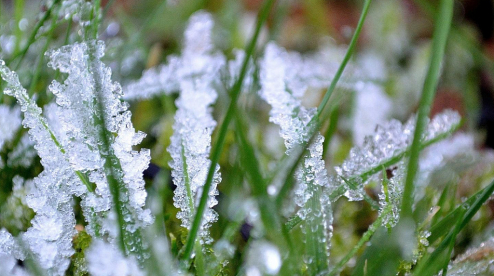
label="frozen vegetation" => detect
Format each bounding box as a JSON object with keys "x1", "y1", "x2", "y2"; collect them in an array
[{"x1": 0, "y1": 0, "x2": 493, "y2": 275}]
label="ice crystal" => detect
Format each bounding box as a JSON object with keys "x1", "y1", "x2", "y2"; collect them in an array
[
  {"x1": 333, "y1": 109, "x2": 461, "y2": 202},
  {"x1": 86, "y1": 239, "x2": 144, "y2": 276},
  {"x1": 0, "y1": 38, "x2": 152, "y2": 273},
  {"x1": 259, "y1": 42, "x2": 333, "y2": 264},
  {"x1": 166, "y1": 11, "x2": 222, "y2": 244},
  {"x1": 0, "y1": 60, "x2": 80, "y2": 275},
  {"x1": 124, "y1": 11, "x2": 225, "y2": 100},
  {"x1": 46, "y1": 40, "x2": 153, "y2": 248},
  {"x1": 259, "y1": 43, "x2": 331, "y2": 207},
  {"x1": 0, "y1": 104, "x2": 22, "y2": 150}
]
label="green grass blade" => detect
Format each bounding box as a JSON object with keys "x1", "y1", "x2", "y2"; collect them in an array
[
  {"x1": 414, "y1": 177, "x2": 494, "y2": 275},
  {"x1": 316, "y1": 0, "x2": 372, "y2": 119},
  {"x1": 272, "y1": 0, "x2": 373, "y2": 211},
  {"x1": 10, "y1": 0, "x2": 61, "y2": 69},
  {"x1": 400, "y1": 0, "x2": 454, "y2": 219}
]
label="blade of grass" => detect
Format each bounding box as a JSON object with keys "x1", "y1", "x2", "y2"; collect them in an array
[
  {"x1": 329, "y1": 206, "x2": 391, "y2": 276},
  {"x1": 84, "y1": 3, "x2": 146, "y2": 259},
  {"x1": 10, "y1": 0, "x2": 61, "y2": 70},
  {"x1": 414, "y1": 177, "x2": 494, "y2": 275},
  {"x1": 180, "y1": 0, "x2": 277, "y2": 265},
  {"x1": 233, "y1": 108, "x2": 291, "y2": 250},
  {"x1": 272, "y1": 0, "x2": 372, "y2": 209},
  {"x1": 400, "y1": 0, "x2": 453, "y2": 219},
  {"x1": 316, "y1": 0, "x2": 372, "y2": 119}
]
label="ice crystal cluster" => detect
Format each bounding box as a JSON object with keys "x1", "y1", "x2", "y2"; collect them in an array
[
  {"x1": 333, "y1": 110, "x2": 461, "y2": 226},
  {"x1": 166, "y1": 12, "x2": 222, "y2": 244},
  {"x1": 0, "y1": 38, "x2": 152, "y2": 274},
  {"x1": 259, "y1": 42, "x2": 333, "y2": 264}
]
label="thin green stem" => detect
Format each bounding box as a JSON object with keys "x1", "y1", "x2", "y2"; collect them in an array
[
  {"x1": 329, "y1": 206, "x2": 391, "y2": 276},
  {"x1": 180, "y1": 0, "x2": 276, "y2": 265},
  {"x1": 316, "y1": 0, "x2": 372, "y2": 119},
  {"x1": 400, "y1": 0, "x2": 453, "y2": 219},
  {"x1": 272, "y1": 0, "x2": 373, "y2": 213},
  {"x1": 11, "y1": 0, "x2": 61, "y2": 70},
  {"x1": 13, "y1": 0, "x2": 25, "y2": 55},
  {"x1": 28, "y1": 5, "x2": 59, "y2": 97}
]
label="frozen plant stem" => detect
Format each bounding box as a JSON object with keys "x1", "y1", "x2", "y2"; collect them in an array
[
  {"x1": 272, "y1": 0, "x2": 373, "y2": 207},
  {"x1": 0, "y1": 61, "x2": 95, "y2": 192},
  {"x1": 285, "y1": 119, "x2": 460, "y2": 231},
  {"x1": 180, "y1": 0, "x2": 276, "y2": 265},
  {"x1": 400, "y1": 0, "x2": 454, "y2": 219},
  {"x1": 87, "y1": 44, "x2": 145, "y2": 258}
]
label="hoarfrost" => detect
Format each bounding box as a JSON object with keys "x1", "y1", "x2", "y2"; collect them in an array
[
  {"x1": 46, "y1": 40, "x2": 153, "y2": 251},
  {"x1": 0, "y1": 38, "x2": 153, "y2": 272},
  {"x1": 0, "y1": 60, "x2": 79, "y2": 275},
  {"x1": 333, "y1": 109, "x2": 461, "y2": 202},
  {"x1": 167, "y1": 11, "x2": 222, "y2": 244},
  {"x1": 259, "y1": 42, "x2": 333, "y2": 265}
]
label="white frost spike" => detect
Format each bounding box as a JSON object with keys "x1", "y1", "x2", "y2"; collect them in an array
[
  {"x1": 259, "y1": 43, "x2": 333, "y2": 264},
  {"x1": 167, "y1": 12, "x2": 222, "y2": 244},
  {"x1": 86, "y1": 239, "x2": 144, "y2": 276},
  {"x1": 0, "y1": 105, "x2": 22, "y2": 150},
  {"x1": 259, "y1": 43, "x2": 331, "y2": 209},
  {"x1": 0, "y1": 60, "x2": 79, "y2": 275},
  {"x1": 124, "y1": 11, "x2": 225, "y2": 100},
  {"x1": 334, "y1": 109, "x2": 461, "y2": 202},
  {"x1": 46, "y1": 41, "x2": 153, "y2": 245}
]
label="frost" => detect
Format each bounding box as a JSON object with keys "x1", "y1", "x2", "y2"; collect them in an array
[
  {"x1": 333, "y1": 109, "x2": 461, "y2": 202},
  {"x1": 86, "y1": 239, "x2": 144, "y2": 276},
  {"x1": 259, "y1": 42, "x2": 333, "y2": 266},
  {"x1": 124, "y1": 11, "x2": 225, "y2": 100},
  {"x1": 0, "y1": 60, "x2": 79, "y2": 275},
  {"x1": 0, "y1": 38, "x2": 152, "y2": 273},
  {"x1": 0, "y1": 104, "x2": 22, "y2": 150},
  {"x1": 165, "y1": 11, "x2": 222, "y2": 244},
  {"x1": 46, "y1": 40, "x2": 153, "y2": 252}
]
